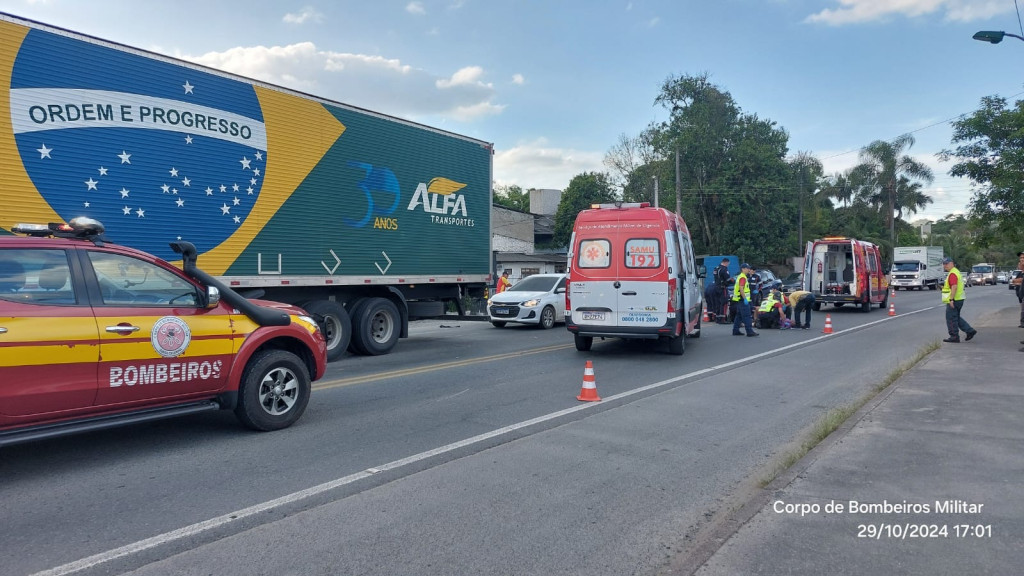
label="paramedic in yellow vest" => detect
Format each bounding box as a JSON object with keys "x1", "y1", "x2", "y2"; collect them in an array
[
  {"x1": 941, "y1": 257, "x2": 977, "y2": 343},
  {"x1": 758, "y1": 282, "x2": 788, "y2": 329},
  {"x1": 731, "y1": 263, "x2": 758, "y2": 337}
]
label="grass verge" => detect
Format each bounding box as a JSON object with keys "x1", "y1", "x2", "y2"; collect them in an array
[{"x1": 757, "y1": 339, "x2": 941, "y2": 488}]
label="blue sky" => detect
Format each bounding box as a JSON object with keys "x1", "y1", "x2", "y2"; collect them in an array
[{"x1": 3, "y1": 0, "x2": 1023, "y2": 221}]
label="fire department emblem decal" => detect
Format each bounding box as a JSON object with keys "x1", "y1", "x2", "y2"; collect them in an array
[{"x1": 151, "y1": 316, "x2": 191, "y2": 358}]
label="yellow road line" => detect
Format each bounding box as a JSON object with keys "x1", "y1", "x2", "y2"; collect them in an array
[{"x1": 313, "y1": 342, "x2": 575, "y2": 390}]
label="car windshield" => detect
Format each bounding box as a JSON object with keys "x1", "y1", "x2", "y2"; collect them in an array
[
  {"x1": 972, "y1": 265, "x2": 993, "y2": 274},
  {"x1": 508, "y1": 276, "x2": 558, "y2": 292},
  {"x1": 893, "y1": 262, "x2": 921, "y2": 271}
]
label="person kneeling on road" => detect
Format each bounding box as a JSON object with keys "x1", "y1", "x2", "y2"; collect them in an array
[{"x1": 757, "y1": 283, "x2": 789, "y2": 329}]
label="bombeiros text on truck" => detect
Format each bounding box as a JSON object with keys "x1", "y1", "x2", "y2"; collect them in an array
[{"x1": 0, "y1": 12, "x2": 493, "y2": 362}]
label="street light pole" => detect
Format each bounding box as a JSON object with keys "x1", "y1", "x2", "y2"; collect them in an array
[{"x1": 652, "y1": 175, "x2": 659, "y2": 208}]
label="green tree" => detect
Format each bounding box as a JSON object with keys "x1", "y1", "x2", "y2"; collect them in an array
[
  {"x1": 552, "y1": 172, "x2": 617, "y2": 247},
  {"x1": 851, "y1": 134, "x2": 934, "y2": 247},
  {"x1": 643, "y1": 72, "x2": 793, "y2": 261},
  {"x1": 941, "y1": 94, "x2": 1024, "y2": 247},
  {"x1": 493, "y1": 184, "x2": 530, "y2": 212}
]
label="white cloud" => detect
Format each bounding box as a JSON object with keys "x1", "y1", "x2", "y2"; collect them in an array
[
  {"x1": 282, "y1": 6, "x2": 323, "y2": 25},
  {"x1": 648, "y1": 16, "x2": 660, "y2": 27},
  {"x1": 407, "y1": 1, "x2": 426, "y2": 15},
  {"x1": 436, "y1": 65, "x2": 486, "y2": 88},
  {"x1": 184, "y1": 43, "x2": 502, "y2": 121},
  {"x1": 493, "y1": 139, "x2": 606, "y2": 190},
  {"x1": 805, "y1": 0, "x2": 1010, "y2": 25},
  {"x1": 511, "y1": 73, "x2": 525, "y2": 85}
]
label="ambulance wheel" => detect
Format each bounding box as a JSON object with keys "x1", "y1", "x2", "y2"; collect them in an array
[
  {"x1": 879, "y1": 294, "x2": 888, "y2": 309},
  {"x1": 538, "y1": 306, "x2": 556, "y2": 329},
  {"x1": 301, "y1": 300, "x2": 351, "y2": 363},
  {"x1": 861, "y1": 298, "x2": 870, "y2": 312},
  {"x1": 574, "y1": 334, "x2": 593, "y2": 351},
  {"x1": 234, "y1": 349, "x2": 311, "y2": 431},
  {"x1": 491, "y1": 321, "x2": 507, "y2": 328},
  {"x1": 668, "y1": 334, "x2": 685, "y2": 355}
]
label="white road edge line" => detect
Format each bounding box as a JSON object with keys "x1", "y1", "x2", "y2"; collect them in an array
[{"x1": 32, "y1": 307, "x2": 935, "y2": 576}]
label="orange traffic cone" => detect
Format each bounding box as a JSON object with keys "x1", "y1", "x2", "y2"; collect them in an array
[
  {"x1": 822, "y1": 313, "x2": 833, "y2": 334},
  {"x1": 702, "y1": 306, "x2": 710, "y2": 322},
  {"x1": 888, "y1": 301, "x2": 896, "y2": 316},
  {"x1": 577, "y1": 360, "x2": 601, "y2": 402},
  {"x1": 890, "y1": 288, "x2": 896, "y2": 298}
]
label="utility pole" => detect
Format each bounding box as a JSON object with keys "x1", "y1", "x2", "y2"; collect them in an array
[
  {"x1": 675, "y1": 149, "x2": 681, "y2": 216},
  {"x1": 798, "y1": 166, "x2": 804, "y2": 252},
  {"x1": 652, "y1": 175, "x2": 659, "y2": 208}
]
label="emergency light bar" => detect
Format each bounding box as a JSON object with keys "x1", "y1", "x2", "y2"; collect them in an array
[
  {"x1": 12, "y1": 217, "x2": 105, "y2": 239},
  {"x1": 590, "y1": 202, "x2": 651, "y2": 209}
]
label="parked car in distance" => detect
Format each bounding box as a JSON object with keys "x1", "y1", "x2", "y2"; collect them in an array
[
  {"x1": 780, "y1": 272, "x2": 803, "y2": 293},
  {"x1": 1009, "y1": 270, "x2": 1023, "y2": 290},
  {"x1": 488, "y1": 273, "x2": 567, "y2": 329},
  {"x1": 0, "y1": 217, "x2": 328, "y2": 448},
  {"x1": 997, "y1": 271, "x2": 1009, "y2": 284},
  {"x1": 752, "y1": 269, "x2": 779, "y2": 297}
]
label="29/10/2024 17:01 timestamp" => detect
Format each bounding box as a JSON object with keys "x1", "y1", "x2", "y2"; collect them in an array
[{"x1": 857, "y1": 524, "x2": 992, "y2": 539}]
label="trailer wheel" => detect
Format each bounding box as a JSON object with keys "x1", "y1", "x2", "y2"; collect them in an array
[
  {"x1": 301, "y1": 300, "x2": 351, "y2": 363},
  {"x1": 574, "y1": 334, "x2": 593, "y2": 352},
  {"x1": 234, "y1": 349, "x2": 311, "y2": 431},
  {"x1": 350, "y1": 297, "x2": 401, "y2": 356}
]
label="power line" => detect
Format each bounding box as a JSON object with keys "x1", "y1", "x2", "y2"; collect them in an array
[
  {"x1": 1016, "y1": 0, "x2": 1023, "y2": 37},
  {"x1": 818, "y1": 90, "x2": 1024, "y2": 163}
]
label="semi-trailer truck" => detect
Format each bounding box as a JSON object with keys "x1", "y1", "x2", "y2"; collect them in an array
[{"x1": 0, "y1": 13, "x2": 493, "y2": 361}]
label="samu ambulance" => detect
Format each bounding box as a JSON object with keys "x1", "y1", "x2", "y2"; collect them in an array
[{"x1": 565, "y1": 203, "x2": 702, "y2": 355}]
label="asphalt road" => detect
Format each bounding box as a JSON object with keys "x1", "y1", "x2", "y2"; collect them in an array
[{"x1": 3, "y1": 284, "x2": 1014, "y2": 576}]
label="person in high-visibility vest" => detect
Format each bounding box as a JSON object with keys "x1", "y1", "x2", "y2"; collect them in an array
[
  {"x1": 757, "y1": 283, "x2": 789, "y2": 329},
  {"x1": 731, "y1": 262, "x2": 758, "y2": 337},
  {"x1": 941, "y1": 257, "x2": 977, "y2": 343}
]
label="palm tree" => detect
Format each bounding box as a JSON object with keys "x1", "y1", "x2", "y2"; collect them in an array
[
  {"x1": 853, "y1": 134, "x2": 934, "y2": 246},
  {"x1": 893, "y1": 175, "x2": 933, "y2": 221}
]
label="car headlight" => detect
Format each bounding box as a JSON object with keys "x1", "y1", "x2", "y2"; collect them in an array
[
  {"x1": 522, "y1": 299, "x2": 541, "y2": 307},
  {"x1": 296, "y1": 315, "x2": 320, "y2": 333}
]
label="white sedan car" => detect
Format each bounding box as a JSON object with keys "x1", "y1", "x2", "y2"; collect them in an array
[{"x1": 488, "y1": 273, "x2": 566, "y2": 329}]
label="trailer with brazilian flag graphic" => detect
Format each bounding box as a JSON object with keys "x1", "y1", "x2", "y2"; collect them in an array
[{"x1": 0, "y1": 12, "x2": 493, "y2": 361}]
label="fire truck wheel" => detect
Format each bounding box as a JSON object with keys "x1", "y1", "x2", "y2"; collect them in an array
[{"x1": 234, "y1": 349, "x2": 311, "y2": 431}]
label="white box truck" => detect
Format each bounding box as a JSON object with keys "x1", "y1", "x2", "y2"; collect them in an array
[{"x1": 890, "y1": 246, "x2": 943, "y2": 291}]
